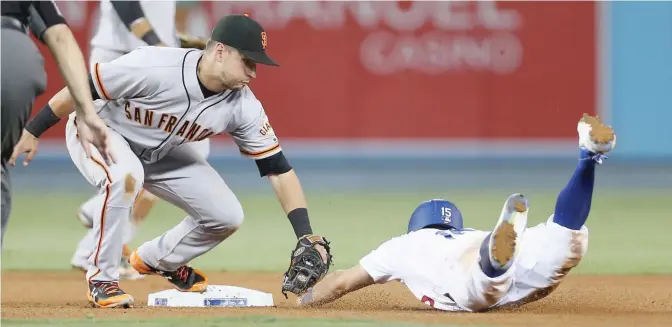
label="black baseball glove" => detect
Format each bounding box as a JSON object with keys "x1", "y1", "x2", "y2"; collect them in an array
[{"x1": 281, "y1": 235, "x2": 333, "y2": 298}]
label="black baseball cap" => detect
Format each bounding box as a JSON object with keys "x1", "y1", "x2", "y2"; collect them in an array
[{"x1": 210, "y1": 14, "x2": 279, "y2": 67}]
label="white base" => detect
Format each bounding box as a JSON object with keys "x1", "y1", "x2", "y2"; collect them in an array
[{"x1": 147, "y1": 285, "x2": 274, "y2": 307}]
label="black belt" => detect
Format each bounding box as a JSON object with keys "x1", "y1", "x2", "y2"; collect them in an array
[{"x1": 1, "y1": 16, "x2": 28, "y2": 35}]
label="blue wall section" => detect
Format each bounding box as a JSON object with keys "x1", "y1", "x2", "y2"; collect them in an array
[{"x1": 609, "y1": 2, "x2": 672, "y2": 158}]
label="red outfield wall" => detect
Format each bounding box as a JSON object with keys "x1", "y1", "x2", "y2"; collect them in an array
[{"x1": 33, "y1": 1, "x2": 596, "y2": 142}]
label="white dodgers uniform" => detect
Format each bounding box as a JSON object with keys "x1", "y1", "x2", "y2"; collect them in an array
[
  {"x1": 359, "y1": 216, "x2": 589, "y2": 312},
  {"x1": 67, "y1": 47, "x2": 281, "y2": 282}
]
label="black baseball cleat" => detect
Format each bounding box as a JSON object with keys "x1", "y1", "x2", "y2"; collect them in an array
[
  {"x1": 157, "y1": 265, "x2": 208, "y2": 293},
  {"x1": 130, "y1": 250, "x2": 208, "y2": 292},
  {"x1": 87, "y1": 281, "x2": 134, "y2": 308}
]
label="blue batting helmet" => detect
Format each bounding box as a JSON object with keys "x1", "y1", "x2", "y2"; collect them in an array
[{"x1": 407, "y1": 199, "x2": 464, "y2": 233}]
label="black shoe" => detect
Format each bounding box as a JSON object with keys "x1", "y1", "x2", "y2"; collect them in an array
[
  {"x1": 87, "y1": 281, "x2": 134, "y2": 308},
  {"x1": 130, "y1": 250, "x2": 208, "y2": 292}
]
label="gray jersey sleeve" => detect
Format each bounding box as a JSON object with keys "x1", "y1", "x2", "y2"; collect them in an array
[
  {"x1": 229, "y1": 92, "x2": 282, "y2": 160},
  {"x1": 90, "y1": 48, "x2": 159, "y2": 100}
]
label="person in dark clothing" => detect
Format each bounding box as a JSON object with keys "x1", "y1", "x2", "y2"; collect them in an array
[{"x1": 1, "y1": 1, "x2": 115, "y2": 248}]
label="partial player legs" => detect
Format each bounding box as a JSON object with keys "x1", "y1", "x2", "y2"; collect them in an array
[
  {"x1": 552, "y1": 152, "x2": 596, "y2": 230},
  {"x1": 65, "y1": 116, "x2": 143, "y2": 307},
  {"x1": 553, "y1": 114, "x2": 616, "y2": 230},
  {"x1": 71, "y1": 140, "x2": 210, "y2": 278},
  {"x1": 70, "y1": 194, "x2": 102, "y2": 271},
  {"x1": 76, "y1": 193, "x2": 103, "y2": 228},
  {"x1": 71, "y1": 228, "x2": 96, "y2": 271},
  {"x1": 493, "y1": 114, "x2": 613, "y2": 308},
  {"x1": 129, "y1": 189, "x2": 158, "y2": 230},
  {"x1": 130, "y1": 143, "x2": 240, "y2": 292},
  {"x1": 479, "y1": 193, "x2": 529, "y2": 277},
  {"x1": 77, "y1": 191, "x2": 154, "y2": 239},
  {"x1": 504, "y1": 216, "x2": 590, "y2": 308},
  {"x1": 71, "y1": 139, "x2": 210, "y2": 278},
  {"x1": 1, "y1": 163, "x2": 11, "y2": 248},
  {"x1": 1, "y1": 29, "x2": 47, "y2": 248},
  {"x1": 450, "y1": 194, "x2": 530, "y2": 312},
  {"x1": 71, "y1": 191, "x2": 148, "y2": 280}
]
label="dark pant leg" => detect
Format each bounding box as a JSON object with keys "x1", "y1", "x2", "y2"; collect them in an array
[
  {"x1": 1, "y1": 163, "x2": 11, "y2": 247},
  {"x1": 0, "y1": 28, "x2": 48, "y2": 248}
]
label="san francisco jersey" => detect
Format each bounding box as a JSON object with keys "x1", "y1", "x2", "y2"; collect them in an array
[{"x1": 88, "y1": 46, "x2": 280, "y2": 163}]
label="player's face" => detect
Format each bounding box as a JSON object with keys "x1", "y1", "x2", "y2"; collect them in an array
[{"x1": 217, "y1": 47, "x2": 257, "y2": 90}]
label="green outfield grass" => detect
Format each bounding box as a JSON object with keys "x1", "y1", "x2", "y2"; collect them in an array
[{"x1": 2, "y1": 189, "x2": 671, "y2": 274}]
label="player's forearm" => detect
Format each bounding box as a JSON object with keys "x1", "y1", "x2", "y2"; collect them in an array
[
  {"x1": 299, "y1": 266, "x2": 374, "y2": 307},
  {"x1": 268, "y1": 170, "x2": 313, "y2": 238},
  {"x1": 269, "y1": 169, "x2": 307, "y2": 213},
  {"x1": 111, "y1": 1, "x2": 164, "y2": 46},
  {"x1": 24, "y1": 88, "x2": 75, "y2": 138},
  {"x1": 298, "y1": 270, "x2": 347, "y2": 307},
  {"x1": 48, "y1": 88, "x2": 77, "y2": 118},
  {"x1": 42, "y1": 25, "x2": 97, "y2": 118}
]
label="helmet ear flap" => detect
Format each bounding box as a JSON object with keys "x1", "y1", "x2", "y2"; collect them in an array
[{"x1": 407, "y1": 199, "x2": 464, "y2": 233}]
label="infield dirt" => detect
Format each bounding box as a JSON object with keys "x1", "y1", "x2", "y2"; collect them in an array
[{"x1": 2, "y1": 271, "x2": 671, "y2": 326}]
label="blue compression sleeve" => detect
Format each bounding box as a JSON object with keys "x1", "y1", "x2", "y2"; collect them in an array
[{"x1": 552, "y1": 149, "x2": 597, "y2": 230}]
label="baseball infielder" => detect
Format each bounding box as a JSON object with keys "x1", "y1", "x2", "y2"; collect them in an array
[
  {"x1": 71, "y1": 0, "x2": 210, "y2": 280},
  {"x1": 297, "y1": 114, "x2": 615, "y2": 312},
  {"x1": 11, "y1": 14, "x2": 332, "y2": 308}
]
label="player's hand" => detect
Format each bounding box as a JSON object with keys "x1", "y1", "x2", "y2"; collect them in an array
[
  {"x1": 315, "y1": 243, "x2": 329, "y2": 264},
  {"x1": 76, "y1": 114, "x2": 117, "y2": 165},
  {"x1": 178, "y1": 32, "x2": 207, "y2": 50},
  {"x1": 296, "y1": 288, "x2": 315, "y2": 307},
  {"x1": 281, "y1": 235, "x2": 333, "y2": 298},
  {"x1": 9, "y1": 129, "x2": 39, "y2": 167},
  {"x1": 300, "y1": 235, "x2": 332, "y2": 265}
]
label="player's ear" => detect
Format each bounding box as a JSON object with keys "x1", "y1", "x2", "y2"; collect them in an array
[
  {"x1": 211, "y1": 42, "x2": 224, "y2": 61},
  {"x1": 218, "y1": 44, "x2": 235, "y2": 62}
]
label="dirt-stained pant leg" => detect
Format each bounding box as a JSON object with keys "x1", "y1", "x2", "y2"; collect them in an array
[
  {"x1": 65, "y1": 116, "x2": 145, "y2": 282},
  {"x1": 0, "y1": 28, "x2": 47, "y2": 247},
  {"x1": 73, "y1": 139, "x2": 212, "y2": 266},
  {"x1": 493, "y1": 216, "x2": 589, "y2": 309},
  {"x1": 136, "y1": 142, "x2": 243, "y2": 271},
  {"x1": 69, "y1": 47, "x2": 137, "y2": 266}
]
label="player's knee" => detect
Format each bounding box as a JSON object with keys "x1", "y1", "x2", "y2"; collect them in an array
[
  {"x1": 203, "y1": 200, "x2": 244, "y2": 235},
  {"x1": 108, "y1": 169, "x2": 145, "y2": 205},
  {"x1": 139, "y1": 190, "x2": 158, "y2": 202}
]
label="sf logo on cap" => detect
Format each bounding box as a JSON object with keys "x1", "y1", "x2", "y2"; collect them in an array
[{"x1": 261, "y1": 32, "x2": 268, "y2": 50}]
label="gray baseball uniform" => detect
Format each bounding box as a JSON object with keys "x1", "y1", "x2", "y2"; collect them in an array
[
  {"x1": 66, "y1": 46, "x2": 281, "y2": 282},
  {"x1": 70, "y1": 22, "x2": 211, "y2": 272}
]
